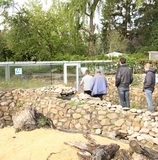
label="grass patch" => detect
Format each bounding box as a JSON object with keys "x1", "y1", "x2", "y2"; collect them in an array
[
  {"x1": 68, "y1": 101, "x2": 76, "y2": 106},
  {"x1": 0, "y1": 78, "x2": 49, "y2": 90},
  {"x1": 68, "y1": 101, "x2": 85, "y2": 106},
  {"x1": 17, "y1": 101, "x2": 25, "y2": 108}
]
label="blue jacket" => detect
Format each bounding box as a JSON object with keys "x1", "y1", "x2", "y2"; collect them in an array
[{"x1": 90, "y1": 73, "x2": 108, "y2": 96}]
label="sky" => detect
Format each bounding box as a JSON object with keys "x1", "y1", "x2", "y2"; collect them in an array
[
  {"x1": 14, "y1": 0, "x2": 27, "y2": 6},
  {"x1": 13, "y1": 0, "x2": 53, "y2": 11},
  {"x1": 14, "y1": 0, "x2": 52, "y2": 6}
]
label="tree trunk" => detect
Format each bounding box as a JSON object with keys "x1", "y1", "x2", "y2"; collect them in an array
[
  {"x1": 129, "y1": 140, "x2": 158, "y2": 160},
  {"x1": 91, "y1": 144, "x2": 120, "y2": 160},
  {"x1": 88, "y1": 14, "x2": 96, "y2": 56},
  {"x1": 113, "y1": 149, "x2": 131, "y2": 160},
  {"x1": 65, "y1": 134, "x2": 120, "y2": 160}
]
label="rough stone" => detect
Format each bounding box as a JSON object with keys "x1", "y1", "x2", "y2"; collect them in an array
[{"x1": 115, "y1": 119, "x2": 125, "y2": 127}]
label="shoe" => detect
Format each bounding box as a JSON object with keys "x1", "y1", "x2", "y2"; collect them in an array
[{"x1": 122, "y1": 107, "x2": 130, "y2": 111}]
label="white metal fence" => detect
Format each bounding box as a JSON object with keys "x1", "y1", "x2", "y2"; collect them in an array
[{"x1": 0, "y1": 60, "x2": 113, "y2": 90}]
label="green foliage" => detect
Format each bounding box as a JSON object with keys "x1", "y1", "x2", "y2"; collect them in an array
[
  {"x1": 54, "y1": 53, "x2": 87, "y2": 61},
  {"x1": 93, "y1": 106, "x2": 98, "y2": 109},
  {"x1": 145, "y1": 21, "x2": 158, "y2": 51},
  {"x1": 68, "y1": 101, "x2": 85, "y2": 106},
  {"x1": 0, "y1": 0, "x2": 13, "y2": 9},
  {"x1": 0, "y1": 67, "x2": 5, "y2": 77},
  {"x1": 0, "y1": 31, "x2": 13, "y2": 61},
  {"x1": 107, "y1": 30, "x2": 127, "y2": 54},
  {"x1": 133, "y1": 0, "x2": 158, "y2": 53},
  {"x1": 17, "y1": 101, "x2": 25, "y2": 108},
  {"x1": 2, "y1": 0, "x2": 89, "y2": 61},
  {"x1": 68, "y1": 101, "x2": 77, "y2": 106},
  {"x1": 101, "y1": 0, "x2": 137, "y2": 53},
  {"x1": 5, "y1": 4, "x2": 60, "y2": 60},
  {"x1": 37, "y1": 116, "x2": 48, "y2": 126},
  {"x1": 0, "y1": 0, "x2": 158, "y2": 59},
  {"x1": 131, "y1": 103, "x2": 138, "y2": 109},
  {"x1": 66, "y1": 0, "x2": 103, "y2": 56}
]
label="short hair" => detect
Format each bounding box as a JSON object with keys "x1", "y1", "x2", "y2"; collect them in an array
[
  {"x1": 95, "y1": 69, "x2": 101, "y2": 73},
  {"x1": 120, "y1": 57, "x2": 126, "y2": 64},
  {"x1": 85, "y1": 69, "x2": 90, "y2": 74},
  {"x1": 144, "y1": 63, "x2": 152, "y2": 69}
]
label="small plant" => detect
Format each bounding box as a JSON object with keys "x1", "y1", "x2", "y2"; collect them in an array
[
  {"x1": 68, "y1": 101, "x2": 85, "y2": 106},
  {"x1": 17, "y1": 101, "x2": 25, "y2": 108},
  {"x1": 77, "y1": 101, "x2": 86, "y2": 105},
  {"x1": 68, "y1": 101, "x2": 76, "y2": 106},
  {"x1": 93, "y1": 106, "x2": 98, "y2": 109},
  {"x1": 131, "y1": 103, "x2": 137, "y2": 109},
  {"x1": 37, "y1": 116, "x2": 48, "y2": 126},
  {"x1": 64, "y1": 83, "x2": 69, "y2": 87}
]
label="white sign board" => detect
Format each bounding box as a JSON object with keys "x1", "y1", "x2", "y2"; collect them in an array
[
  {"x1": 15, "y1": 68, "x2": 22, "y2": 75},
  {"x1": 148, "y1": 51, "x2": 158, "y2": 60}
]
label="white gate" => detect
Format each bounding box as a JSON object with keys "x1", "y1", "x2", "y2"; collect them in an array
[{"x1": 63, "y1": 63, "x2": 80, "y2": 91}]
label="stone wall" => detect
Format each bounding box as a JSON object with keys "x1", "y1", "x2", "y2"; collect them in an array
[{"x1": 0, "y1": 79, "x2": 158, "y2": 150}]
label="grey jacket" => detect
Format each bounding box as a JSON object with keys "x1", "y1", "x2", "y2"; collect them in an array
[
  {"x1": 115, "y1": 64, "x2": 133, "y2": 88},
  {"x1": 143, "y1": 68, "x2": 157, "y2": 92}
]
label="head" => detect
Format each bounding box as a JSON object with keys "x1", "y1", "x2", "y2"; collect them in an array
[
  {"x1": 144, "y1": 63, "x2": 152, "y2": 71},
  {"x1": 120, "y1": 57, "x2": 126, "y2": 65},
  {"x1": 95, "y1": 69, "x2": 101, "y2": 74},
  {"x1": 85, "y1": 69, "x2": 90, "y2": 75}
]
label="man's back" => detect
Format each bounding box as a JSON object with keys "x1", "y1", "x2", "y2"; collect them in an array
[
  {"x1": 115, "y1": 64, "x2": 133, "y2": 88},
  {"x1": 115, "y1": 57, "x2": 133, "y2": 108},
  {"x1": 91, "y1": 72, "x2": 108, "y2": 95},
  {"x1": 82, "y1": 75, "x2": 93, "y2": 90}
]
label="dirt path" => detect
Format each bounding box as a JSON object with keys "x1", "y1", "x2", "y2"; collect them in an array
[{"x1": 0, "y1": 127, "x2": 129, "y2": 160}]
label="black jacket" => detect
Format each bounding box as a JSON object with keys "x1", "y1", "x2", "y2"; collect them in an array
[
  {"x1": 143, "y1": 68, "x2": 157, "y2": 92},
  {"x1": 115, "y1": 64, "x2": 133, "y2": 88}
]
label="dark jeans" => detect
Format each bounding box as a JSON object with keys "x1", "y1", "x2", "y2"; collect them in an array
[
  {"x1": 84, "y1": 90, "x2": 91, "y2": 96},
  {"x1": 117, "y1": 87, "x2": 130, "y2": 108}
]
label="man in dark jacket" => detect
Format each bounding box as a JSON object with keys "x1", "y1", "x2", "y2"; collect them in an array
[
  {"x1": 143, "y1": 63, "x2": 157, "y2": 112},
  {"x1": 115, "y1": 57, "x2": 133, "y2": 108}
]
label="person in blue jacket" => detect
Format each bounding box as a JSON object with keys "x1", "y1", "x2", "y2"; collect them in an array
[
  {"x1": 90, "y1": 69, "x2": 108, "y2": 100},
  {"x1": 143, "y1": 63, "x2": 157, "y2": 112}
]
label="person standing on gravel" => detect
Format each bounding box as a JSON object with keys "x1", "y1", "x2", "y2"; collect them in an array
[{"x1": 115, "y1": 57, "x2": 133, "y2": 109}]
